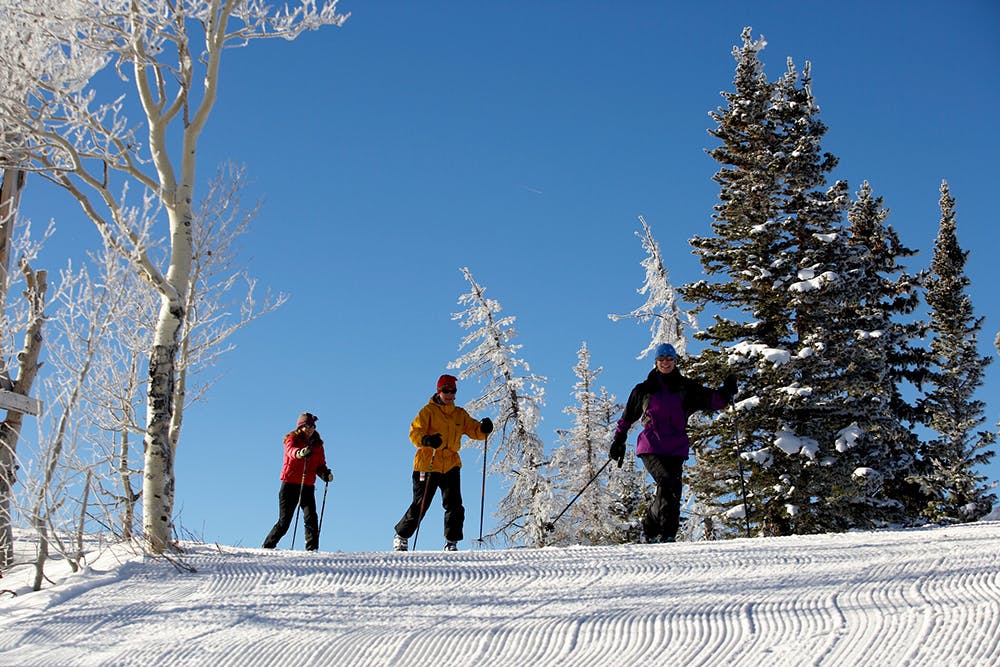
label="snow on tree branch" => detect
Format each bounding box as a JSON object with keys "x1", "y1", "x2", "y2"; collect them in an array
[
  {"x1": 449, "y1": 267, "x2": 550, "y2": 547},
  {"x1": 608, "y1": 215, "x2": 697, "y2": 359}
]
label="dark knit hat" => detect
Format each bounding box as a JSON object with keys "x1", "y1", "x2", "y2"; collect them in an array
[
  {"x1": 436, "y1": 374, "x2": 458, "y2": 391},
  {"x1": 297, "y1": 412, "x2": 318, "y2": 428}
]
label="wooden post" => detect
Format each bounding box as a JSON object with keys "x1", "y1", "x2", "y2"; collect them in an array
[
  {"x1": 0, "y1": 390, "x2": 42, "y2": 417},
  {"x1": 0, "y1": 167, "x2": 25, "y2": 291}
]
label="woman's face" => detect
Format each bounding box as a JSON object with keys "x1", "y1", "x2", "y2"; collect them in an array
[
  {"x1": 438, "y1": 386, "x2": 457, "y2": 405},
  {"x1": 655, "y1": 355, "x2": 676, "y2": 374}
]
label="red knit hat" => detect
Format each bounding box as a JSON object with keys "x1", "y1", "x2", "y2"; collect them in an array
[
  {"x1": 436, "y1": 374, "x2": 458, "y2": 391},
  {"x1": 297, "y1": 412, "x2": 318, "y2": 428}
]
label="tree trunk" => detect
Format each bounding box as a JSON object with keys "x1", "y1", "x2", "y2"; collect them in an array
[
  {"x1": 118, "y1": 426, "x2": 136, "y2": 541},
  {"x1": 0, "y1": 166, "x2": 22, "y2": 569},
  {"x1": 142, "y1": 312, "x2": 181, "y2": 553},
  {"x1": 0, "y1": 262, "x2": 46, "y2": 567},
  {"x1": 0, "y1": 168, "x2": 24, "y2": 300}
]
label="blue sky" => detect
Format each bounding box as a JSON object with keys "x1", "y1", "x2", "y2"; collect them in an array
[{"x1": 16, "y1": 1, "x2": 1000, "y2": 552}]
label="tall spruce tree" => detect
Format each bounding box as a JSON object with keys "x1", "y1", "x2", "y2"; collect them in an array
[
  {"x1": 758, "y1": 56, "x2": 864, "y2": 534},
  {"x1": 917, "y1": 182, "x2": 996, "y2": 522},
  {"x1": 683, "y1": 28, "x2": 910, "y2": 536},
  {"x1": 843, "y1": 181, "x2": 927, "y2": 521},
  {"x1": 682, "y1": 27, "x2": 791, "y2": 538}
]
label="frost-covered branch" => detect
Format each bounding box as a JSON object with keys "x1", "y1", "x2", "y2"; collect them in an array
[
  {"x1": 609, "y1": 215, "x2": 697, "y2": 359},
  {"x1": 449, "y1": 267, "x2": 549, "y2": 547}
]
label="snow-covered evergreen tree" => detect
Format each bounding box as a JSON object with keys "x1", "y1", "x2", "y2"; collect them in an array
[
  {"x1": 916, "y1": 182, "x2": 996, "y2": 522},
  {"x1": 683, "y1": 28, "x2": 915, "y2": 536},
  {"x1": 753, "y1": 56, "x2": 863, "y2": 534},
  {"x1": 683, "y1": 28, "x2": 805, "y2": 538},
  {"x1": 449, "y1": 267, "x2": 550, "y2": 547},
  {"x1": 609, "y1": 215, "x2": 697, "y2": 358},
  {"x1": 679, "y1": 28, "x2": 772, "y2": 538},
  {"x1": 600, "y1": 386, "x2": 649, "y2": 543},
  {"x1": 546, "y1": 343, "x2": 641, "y2": 545},
  {"x1": 842, "y1": 181, "x2": 927, "y2": 521}
]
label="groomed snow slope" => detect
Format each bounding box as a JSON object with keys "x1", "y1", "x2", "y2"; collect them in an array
[{"x1": 1, "y1": 522, "x2": 998, "y2": 666}]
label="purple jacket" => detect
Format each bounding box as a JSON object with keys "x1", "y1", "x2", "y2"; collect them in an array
[{"x1": 615, "y1": 368, "x2": 729, "y2": 458}]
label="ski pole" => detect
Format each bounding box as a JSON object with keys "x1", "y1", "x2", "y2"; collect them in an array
[
  {"x1": 411, "y1": 447, "x2": 437, "y2": 551},
  {"x1": 731, "y1": 398, "x2": 751, "y2": 538},
  {"x1": 290, "y1": 454, "x2": 308, "y2": 550},
  {"x1": 477, "y1": 432, "x2": 489, "y2": 542},
  {"x1": 542, "y1": 458, "x2": 613, "y2": 532},
  {"x1": 318, "y1": 478, "x2": 330, "y2": 536}
]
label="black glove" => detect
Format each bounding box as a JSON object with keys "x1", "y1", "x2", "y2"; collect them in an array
[
  {"x1": 295, "y1": 446, "x2": 313, "y2": 459},
  {"x1": 422, "y1": 433, "x2": 443, "y2": 449},
  {"x1": 609, "y1": 433, "x2": 627, "y2": 467},
  {"x1": 317, "y1": 466, "x2": 334, "y2": 483},
  {"x1": 480, "y1": 417, "x2": 494, "y2": 435},
  {"x1": 723, "y1": 374, "x2": 738, "y2": 401}
]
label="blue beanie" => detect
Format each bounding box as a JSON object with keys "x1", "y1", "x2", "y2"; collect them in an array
[{"x1": 654, "y1": 343, "x2": 678, "y2": 360}]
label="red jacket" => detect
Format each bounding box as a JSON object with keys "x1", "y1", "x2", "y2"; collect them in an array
[{"x1": 279, "y1": 430, "x2": 328, "y2": 486}]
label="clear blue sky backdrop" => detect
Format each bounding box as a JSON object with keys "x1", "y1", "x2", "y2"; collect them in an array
[{"x1": 18, "y1": 1, "x2": 1000, "y2": 552}]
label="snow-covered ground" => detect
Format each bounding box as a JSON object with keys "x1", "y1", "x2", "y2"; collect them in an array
[{"x1": 1, "y1": 522, "x2": 998, "y2": 666}]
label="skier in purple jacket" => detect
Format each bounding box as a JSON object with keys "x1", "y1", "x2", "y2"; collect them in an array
[{"x1": 610, "y1": 343, "x2": 736, "y2": 543}]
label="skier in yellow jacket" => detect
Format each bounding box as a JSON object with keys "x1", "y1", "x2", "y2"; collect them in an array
[{"x1": 393, "y1": 374, "x2": 492, "y2": 552}]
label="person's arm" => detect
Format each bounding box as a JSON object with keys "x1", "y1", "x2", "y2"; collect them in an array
[
  {"x1": 409, "y1": 406, "x2": 431, "y2": 447},
  {"x1": 610, "y1": 383, "x2": 644, "y2": 465},
  {"x1": 313, "y1": 433, "x2": 327, "y2": 470},
  {"x1": 410, "y1": 406, "x2": 443, "y2": 448},
  {"x1": 615, "y1": 384, "x2": 646, "y2": 437},
  {"x1": 686, "y1": 374, "x2": 736, "y2": 415},
  {"x1": 461, "y1": 409, "x2": 492, "y2": 440}
]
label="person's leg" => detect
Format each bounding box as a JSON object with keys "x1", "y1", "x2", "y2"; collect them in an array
[
  {"x1": 660, "y1": 456, "x2": 685, "y2": 540},
  {"x1": 262, "y1": 483, "x2": 298, "y2": 548},
  {"x1": 301, "y1": 485, "x2": 319, "y2": 550},
  {"x1": 639, "y1": 455, "x2": 669, "y2": 541},
  {"x1": 439, "y1": 467, "x2": 465, "y2": 543},
  {"x1": 640, "y1": 455, "x2": 685, "y2": 541},
  {"x1": 394, "y1": 471, "x2": 440, "y2": 538}
]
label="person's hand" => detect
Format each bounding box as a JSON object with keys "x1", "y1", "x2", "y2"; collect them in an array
[
  {"x1": 422, "y1": 434, "x2": 443, "y2": 449},
  {"x1": 295, "y1": 446, "x2": 313, "y2": 459},
  {"x1": 723, "y1": 374, "x2": 738, "y2": 401},
  {"x1": 609, "y1": 433, "x2": 626, "y2": 467},
  {"x1": 318, "y1": 467, "x2": 334, "y2": 483},
  {"x1": 480, "y1": 417, "x2": 494, "y2": 435}
]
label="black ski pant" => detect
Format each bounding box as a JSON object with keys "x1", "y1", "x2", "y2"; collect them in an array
[
  {"x1": 262, "y1": 481, "x2": 319, "y2": 551},
  {"x1": 394, "y1": 466, "x2": 465, "y2": 543},
  {"x1": 639, "y1": 454, "x2": 686, "y2": 541}
]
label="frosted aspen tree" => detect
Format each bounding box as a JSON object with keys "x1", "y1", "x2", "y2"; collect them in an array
[
  {"x1": 0, "y1": 0, "x2": 348, "y2": 553},
  {"x1": 449, "y1": 267, "x2": 550, "y2": 547},
  {"x1": 0, "y1": 0, "x2": 105, "y2": 568}
]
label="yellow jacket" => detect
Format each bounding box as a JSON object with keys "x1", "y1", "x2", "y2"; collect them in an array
[{"x1": 409, "y1": 395, "x2": 488, "y2": 473}]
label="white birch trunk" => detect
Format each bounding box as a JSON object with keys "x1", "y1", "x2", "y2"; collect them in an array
[
  {"x1": 140, "y1": 177, "x2": 195, "y2": 553},
  {"x1": 142, "y1": 310, "x2": 181, "y2": 553}
]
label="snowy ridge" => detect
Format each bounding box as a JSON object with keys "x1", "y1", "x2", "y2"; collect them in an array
[{"x1": 1, "y1": 522, "x2": 999, "y2": 666}]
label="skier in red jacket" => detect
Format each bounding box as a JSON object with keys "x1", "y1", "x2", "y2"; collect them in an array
[{"x1": 262, "y1": 412, "x2": 333, "y2": 551}]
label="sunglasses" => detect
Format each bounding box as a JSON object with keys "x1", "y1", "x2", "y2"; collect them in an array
[{"x1": 440, "y1": 388, "x2": 457, "y2": 394}]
